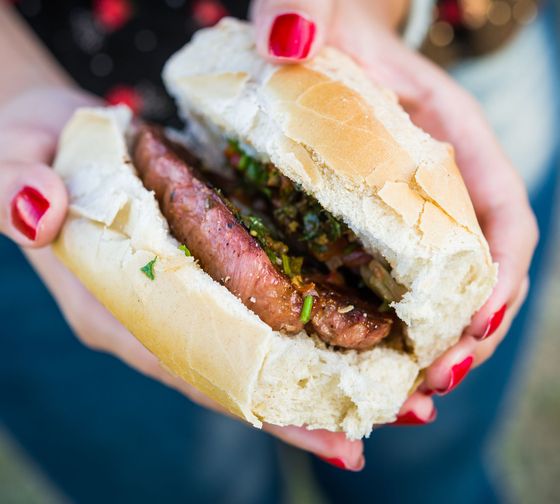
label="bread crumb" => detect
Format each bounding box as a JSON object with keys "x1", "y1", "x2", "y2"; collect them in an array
[{"x1": 337, "y1": 305, "x2": 354, "y2": 314}]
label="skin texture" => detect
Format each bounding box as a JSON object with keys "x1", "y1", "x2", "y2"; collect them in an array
[{"x1": 0, "y1": 0, "x2": 537, "y2": 471}]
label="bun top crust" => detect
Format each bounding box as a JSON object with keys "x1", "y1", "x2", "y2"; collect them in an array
[
  {"x1": 164, "y1": 18, "x2": 489, "y2": 251},
  {"x1": 163, "y1": 18, "x2": 497, "y2": 367},
  {"x1": 263, "y1": 65, "x2": 482, "y2": 240}
]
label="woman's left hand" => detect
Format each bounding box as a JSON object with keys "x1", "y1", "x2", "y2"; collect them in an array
[{"x1": 251, "y1": 0, "x2": 538, "y2": 424}]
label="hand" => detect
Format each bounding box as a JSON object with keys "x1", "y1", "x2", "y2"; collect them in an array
[
  {"x1": 0, "y1": 87, "x2": 366, "y2": 471},
  {"x1": 251, "y1": 0, "x2": 538, "y2": 423}
]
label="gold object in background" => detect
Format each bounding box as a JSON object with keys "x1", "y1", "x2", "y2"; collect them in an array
[{"x1": 422, "y1": 0, "x2": 540, "y2": 66}]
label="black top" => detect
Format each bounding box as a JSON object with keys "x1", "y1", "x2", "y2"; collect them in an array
[{"x1": 14, "y1": 0, "x2": 250, "y2": 123}]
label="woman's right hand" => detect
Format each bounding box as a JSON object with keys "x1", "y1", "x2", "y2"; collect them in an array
[{"x1": 0, "y1": 87, "x2": 366, "y2": 471}]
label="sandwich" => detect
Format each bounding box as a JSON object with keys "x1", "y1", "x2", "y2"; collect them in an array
[{"x1": 52, "y1": 18, "x2": 497, "y2": 439}]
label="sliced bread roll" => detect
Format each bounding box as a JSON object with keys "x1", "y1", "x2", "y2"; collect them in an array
[
  {"x1": 53, "y1": 106, "x2": 419, "y2": 439},
  {"x1": 163, "y1": 18, "x2": 497, "y2": 368},
  {"x1": 52, "y1": 18, "x2": 496, "y2": 439}
]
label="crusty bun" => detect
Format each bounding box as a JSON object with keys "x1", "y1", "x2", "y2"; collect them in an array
[
  {"x1": 52, "y1": 19, "x2": 496, "y2": 439},
  {"x1": 163, "y1": 18, "x2": 497, "y2": 368},
  {"x1": 53, "y1": 106, "x2": 419, "y2": 439}
]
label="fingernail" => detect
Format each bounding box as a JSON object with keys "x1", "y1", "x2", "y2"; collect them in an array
[
  {"x1": 479, "y1": 304, "x2": 507, "y2": 340},
  {"x1": 436, "y1": 356, "x2": 474, "y2": 395},
  {"x1": 268, "y1": 13, "x2": 316, "y2": 59},
  {"x1": 392, "y1": 408, "x2": 437, "y2": 426},
  {"x1": 11, "y1": 186, "x2": 50, "y2": 241},
  {"x1": 317, "y1": 455, "x2": 365, "y2": 472}
]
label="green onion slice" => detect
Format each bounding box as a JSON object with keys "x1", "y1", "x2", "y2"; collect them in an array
[
  {"x1": 281, "y1": 254, "x2": 292, "y2": 276},
  {"x1": 178, "y1": 244, "x2": 192, "y2": 257},
  {"x1": 300, "y1": 295, "x2": 314, "y2": 324}
]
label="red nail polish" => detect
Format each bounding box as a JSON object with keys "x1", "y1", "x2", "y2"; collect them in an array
[
  {"x1": 11, "y1": 186, "x2": 50, "y2": 241},
  {"x1": 268, "y1": 13, "x2": 316, "y2": 59},
  {"x1": 437, "y1": 356, "x2": 474, "y2": 395},
  {"x1": 318, "y1": 456, "x2": 347, "y2": 469},
  {"x1": 392, "y1": 408, "x2": 437, "y2": 425},
  {"x1": 317, "y1": 455, "x2": 365, "y2": 471},
  {"x1": 479, "y1": 304, "x2": 507, "y2": 340}
]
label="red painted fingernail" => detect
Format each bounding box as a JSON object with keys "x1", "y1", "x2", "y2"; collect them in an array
[
  {"x1": 418, "y1": 382, "x2": 435, "y2": 397},
  {"x1": 268, "y1": 13, "x2": 316, "y2": 59},
  {"x1": 11, "y1": 186, "x2": 50, "y2": 241},
  {"x1": 479, "y1": 304, "x2": 507, "y2": 340},
  {"x1": 392, "y1": 408, "x2": 437, "y2": 425},
  {"x1": 436, "y1": 356, "x2": 474, "y2": 395},
  {"x1": 317, "y1": 455, "x2": 365, "y2": 472}
]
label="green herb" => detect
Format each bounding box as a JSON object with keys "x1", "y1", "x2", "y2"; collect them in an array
[
  {"x1": 178, "y1": 244, "x2": 192, "y2": 257},
  {"x1": 343, "y1": 242, "x2": 359, "y2": 254},
  {"x1": 300, "y1": 295, "x2": 314, "y2": 324},
  {"x1": 246, "y1": 160, "x2": 267, "y2": 186},
  {"x1": 290, "y1": 256, "x2": 303, "y2": 276},
  {"x1": 302, "y1": 212, "x2": 321, "y2": 240},
  {"x1": 238, "y1": 154, "x2": 250, "y2": 171},
  {"x1": 326, "y1": 214, "x2": 342, "y2": 241},
  {"x1": 281, "y1": 254, "x2": 291, "y2": 276},
  {"x1": 140, "y1": 257, "x2": 157, "y2": 281},
  {"x1": 227, "y1": 139, "x2": 240, "y2": 151}
]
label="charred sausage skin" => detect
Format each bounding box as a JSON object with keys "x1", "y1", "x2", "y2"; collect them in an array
[{"x1": 133, "y1": 126, "x2": 393, "y2": 349}]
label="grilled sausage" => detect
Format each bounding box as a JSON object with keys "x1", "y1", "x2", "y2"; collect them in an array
[{"x1": 133, "y1": 126, "x2": 393, "y2": 349}]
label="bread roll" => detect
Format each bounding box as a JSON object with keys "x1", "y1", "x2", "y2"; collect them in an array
[{"x1": 52, "y1": 19, "x2": 496, "y2": 439}]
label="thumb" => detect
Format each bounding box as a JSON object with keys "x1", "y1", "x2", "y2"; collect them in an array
[
  {"x1": 250, "y1": 0, "x2": 335, "y2": 62},
  {"x1": 264, "y1": 424, "x2": 365, "y2": 471},
  {"x1": 0, "y1": 160, "x2": 67, "y2": 247}
]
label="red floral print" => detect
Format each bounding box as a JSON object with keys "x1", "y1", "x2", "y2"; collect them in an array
[
  {"x1": 93, "y1": 0, "x2": 133, "y2": 31},
  {"x1": 105, "y1": 85, "x2": 143, "y2": 115},
  {"x1": 192, "y1": 0, "x2": 228, "y2": 27}
]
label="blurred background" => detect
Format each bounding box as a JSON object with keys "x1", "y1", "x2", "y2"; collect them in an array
[{"x1": 0, "y1": 0, "x2": 559, "y2": 502}]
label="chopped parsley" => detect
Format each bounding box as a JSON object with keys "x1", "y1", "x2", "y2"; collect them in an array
[
  {"x1": 140, "y1": 257, "x2": 157, "y2": 281},
  {"x1": 225, "y1": 140, "x2": 355, "y2": 259},
  {"x1": 300, "y1": 295, "x2": 314, "y2": 324},
  {"x1": 178, "y1": 244, "x2": 192, "y2": 257}
]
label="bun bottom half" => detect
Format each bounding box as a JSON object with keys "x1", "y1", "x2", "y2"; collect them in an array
[{"x1": 53, "y1": 107, "x2": 419, "y2": 439}]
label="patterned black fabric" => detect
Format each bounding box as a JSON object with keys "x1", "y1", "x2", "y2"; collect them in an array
[{"x1": 13, "y1": 0, "x2": 250, "y2": 123}]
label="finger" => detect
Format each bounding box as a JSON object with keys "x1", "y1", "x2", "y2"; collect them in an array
[
  {"x1": 0, "y1": 160, "x2": 67, "y2": 247},
  {"x1": 264, "y1": 424, "x2": 365, "y2": 471},
  {"x1": 471, "y1": 276, "x2": 529, "y2": 367},
  {"x1": 369, "y1": 48, "x2": 538, "y2": 341},
  {"x1": 420, "y1": 276, "x2": 529, "y2": 394},
  {"x1": 390, "y1": 391, "x2": 436, "y2": 426},
  {"x1": 250, "y1": 0, "x2": 334, "y2": 62},
  {"x1": 0, "y1": 87, "x2": 102, "y2": 140},
  {"x1": 465, "y1": 196, "x2": 538, "y2": 340}
]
